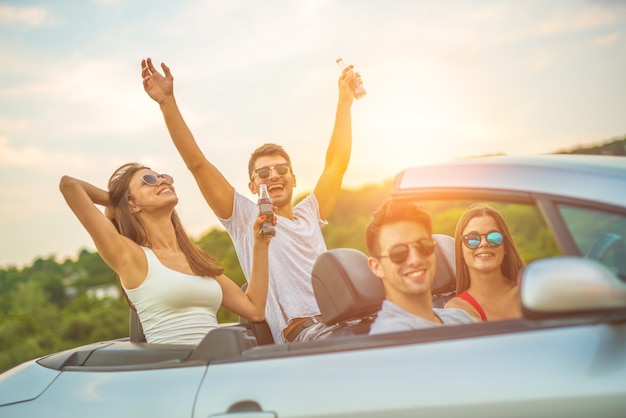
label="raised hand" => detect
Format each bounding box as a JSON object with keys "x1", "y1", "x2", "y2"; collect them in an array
[
  {"x1": 338, "y1": 64, "x2": 359, "y2": 104},
  {"x1": 253, "y1": 214, "x2": 276, "y2": 245},
  {"x1": 141, "y1": 57, "x2": 174, "y2": 105}
]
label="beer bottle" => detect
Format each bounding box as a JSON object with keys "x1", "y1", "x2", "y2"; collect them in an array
[
  {"x1": 257, "y1": 184, "x2": 276, "y2": 236},
  {"x1": 336, "y1": 57, "x2": 367, "y2": 99}
]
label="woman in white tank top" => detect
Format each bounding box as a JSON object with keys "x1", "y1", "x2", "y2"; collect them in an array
[{"x1": 60, "y1": 162, "x2": 274, "y2": 344}]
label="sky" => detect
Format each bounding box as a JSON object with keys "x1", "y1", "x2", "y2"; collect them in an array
[{"x1": 1, "y1": 0, "x2": 625, "y2": 268}]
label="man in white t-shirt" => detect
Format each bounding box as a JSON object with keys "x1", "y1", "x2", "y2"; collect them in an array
[
  {"x1": 365, "y1": 199, "x2": 477, "y2": 335},
  {"x1": 141, "y1": 57, "x2": 361, "y2": 343}
]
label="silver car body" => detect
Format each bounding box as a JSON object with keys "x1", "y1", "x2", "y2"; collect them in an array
[{"x1": 1, "y1": 154, "x2": 625, "y2": 418}]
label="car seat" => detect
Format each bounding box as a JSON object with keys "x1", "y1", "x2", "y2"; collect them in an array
[
  {"x1": 311, "y1": 234, "x2": 457, "y2": 337},
  {"x1": 238, "y1": 282, "x2": 275, "y2": 345},
  {"x1": 129, "y1": 309, "x2": 146, "y2": 343}
]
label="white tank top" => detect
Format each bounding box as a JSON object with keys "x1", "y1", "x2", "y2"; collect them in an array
[{"x1": 123, "y1": 246, "x2": 222, "y2": 345}]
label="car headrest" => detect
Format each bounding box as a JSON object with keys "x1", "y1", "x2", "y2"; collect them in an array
[
  {"x1": 312, "y1": 234, "x2": 457, "y2": 325},
  {"x1": 312, "y1": 248, "x2": 383, "y2": 325},
  {"x1": 432, "y1": 233, "x2": 456, "y2": 295}
]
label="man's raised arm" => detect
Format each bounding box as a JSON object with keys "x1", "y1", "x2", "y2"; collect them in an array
[{"x1": 314, "y1": 65, "x2": 358, "y2": 220}]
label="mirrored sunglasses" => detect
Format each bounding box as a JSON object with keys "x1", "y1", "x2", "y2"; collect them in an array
[
  {"x1": 462, "y1": 231, "x2": 504, "y2": 249},
  {"x1": 141, "y1": 173, "x2": 174, "y2": 186},
  {"x1": 379, "y1": 238, "x2": 437, "y2": 264},
  {"x1": 254, "y1": 164, "x2": 290, "y2": 180}
]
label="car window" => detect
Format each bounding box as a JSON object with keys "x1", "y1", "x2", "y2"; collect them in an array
[
  {"x1": 558, "y1": 204, "x2": 626, "y2": 280},
  {"x1": 419, "y1": 200, "x2": 561, "y2": 264}
]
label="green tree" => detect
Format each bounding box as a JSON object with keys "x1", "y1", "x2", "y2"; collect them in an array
[{"x1": 0, "y1": 281, "x2": 61, "y2": 372}]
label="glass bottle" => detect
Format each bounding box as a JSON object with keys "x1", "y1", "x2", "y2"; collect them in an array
[
  {"x1": 336, "y1": 57, "x2": 367, "y2": 99},
  {"x1": 257, "y1": 184, "x2": 276, "y2": 236}
]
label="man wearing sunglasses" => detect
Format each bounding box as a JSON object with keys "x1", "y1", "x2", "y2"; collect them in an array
[
  {"x1": 141, "y1": 57, "x2": 359, "y2": 344},
  {"x1": 365, "y1": 199, "x2": 476, "y2": 335}
]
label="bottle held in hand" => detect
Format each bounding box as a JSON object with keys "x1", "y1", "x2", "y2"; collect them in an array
[
  {"x1": 336, "y1": 57, "x2": 367, "y2": 99},
  {"x1": 257, "y1": 184, "x2": 276, "y2": 236}
]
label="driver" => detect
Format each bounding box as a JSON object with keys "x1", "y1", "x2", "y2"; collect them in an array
[{"x1": 365, "y1": 199, "x2": 476, "y2": 334}]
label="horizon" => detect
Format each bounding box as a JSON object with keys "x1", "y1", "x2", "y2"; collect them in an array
[{"x1": 3, "y1": 136, "x2": 623, "y2": 270}]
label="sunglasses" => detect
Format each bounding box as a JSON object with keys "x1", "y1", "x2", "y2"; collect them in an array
[
  {"x1": 253, "y1": 164, "x2": 290, "y2": 180},
  {"x1": 378, "y1": 238, "x2": 437, "y2": 264},
  {"x1": 462, "y1": 231, "x2": 504, "y2": 249},
  {"x1": 141, "y1": 173, "x2": 174, "y2": 186}
]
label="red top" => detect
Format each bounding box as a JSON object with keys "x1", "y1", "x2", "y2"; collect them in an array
[{"x1": 457, "y1": 291, "x2": 487, "y2": 321}]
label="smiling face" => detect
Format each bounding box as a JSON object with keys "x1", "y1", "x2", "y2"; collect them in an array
[
  {"x1": 461, "y1": 215, "x2": 505, "y2": 276},
  {"x1": 127, "y1": 168, "x2": 178, "y2": 212},
  {"x1": 248, "y1": 155, "x2": 296, "y2": 209},
  {"x1": 369, "y1": 220, "x2": 437, "y2": 303}
]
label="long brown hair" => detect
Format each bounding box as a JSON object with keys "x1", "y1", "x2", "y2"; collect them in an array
[
  {"x1": 108, "y1": 163, "x2": 224, "y2": 277},
  {"x1": 454, "y1": 203, "x2": 523, "y2": 294}
]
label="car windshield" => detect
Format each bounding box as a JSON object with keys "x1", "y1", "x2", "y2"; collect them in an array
[{"x1": 559, "y1": 204, "x2": 626, "y2": 280}]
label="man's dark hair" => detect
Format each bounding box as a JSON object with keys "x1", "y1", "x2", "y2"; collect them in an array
[
  {"x1": 248, "y1": 143, "x2": 293, "y2": 179},
  {"x1": 365, "y1": 199, "x2": 433, "y2": 256}
]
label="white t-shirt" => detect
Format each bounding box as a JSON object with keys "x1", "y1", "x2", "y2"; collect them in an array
[
  {"x1": 220, "y1": 191, "x2": 327, "y2": 343},
  {"x1": 123, "y1": 246, "x2": 222, "y2": 345}
]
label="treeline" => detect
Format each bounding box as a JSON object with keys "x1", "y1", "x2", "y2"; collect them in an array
[
  {"x1": 0, "y1": 251, "x2": 129, "y2": 373},
  {"x1": 1, "y1": 136, "x2": 623, "y2": 373},
  {"x1": 554, "y1": 135, "x2": 626, "y2": 156}
]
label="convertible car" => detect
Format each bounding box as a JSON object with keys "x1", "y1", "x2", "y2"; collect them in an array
[{"x1": 1, "y1": 154, "x2": 625, "y2": 418}]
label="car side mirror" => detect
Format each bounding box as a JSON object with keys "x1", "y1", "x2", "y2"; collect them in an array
[{"x1": 520, "y1": 256, "x2": 626, "y2": 319}]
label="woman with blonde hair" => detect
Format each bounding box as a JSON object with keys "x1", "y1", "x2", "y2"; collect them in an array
[
  {"x1": 444, "y1": 203, "x2": 524, "y2": 321},
  {"x1": 60, "y1": 162, "x2": 274, "y2": 344}
]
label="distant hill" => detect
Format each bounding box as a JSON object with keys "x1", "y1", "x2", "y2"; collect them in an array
[{"x1": 553, "y1": 135, "x2": 626, "y2": 156}]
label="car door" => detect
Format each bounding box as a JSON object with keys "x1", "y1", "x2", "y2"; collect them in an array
[{"x1": 194, "y1": 318, "x2": 626, "y2": 418}]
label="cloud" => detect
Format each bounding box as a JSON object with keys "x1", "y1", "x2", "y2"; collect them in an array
[
  {"x1": 536, "y1": 2, "x2": 625, "y2": 36},
  {"x1": 0, "y1": 4, "x2": 54, "y2": 26},
  {"x1": 0, "y1": 135, "x2": 97, "y2": 172},
  {"x1": 595, "y1": 32, "x2": 621, "y2": 45}
]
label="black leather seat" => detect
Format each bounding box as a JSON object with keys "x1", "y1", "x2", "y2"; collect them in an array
[
  {"x1": 238, "y1": 282, "x2": 275, "y2": 345},
  {"x1": 311, "y1": 234, "x2": 457, "y2": 336},
  {"x1": 431, "y1": 234, "x2": 457, "y2": 307},
  {"x1": 129, "y1": 309, "x2": 146, "y2": 343}
]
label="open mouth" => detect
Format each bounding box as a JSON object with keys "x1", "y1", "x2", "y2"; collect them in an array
[{"x1": 267, "y1": 183, "x2": 284, "y2": 195}]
